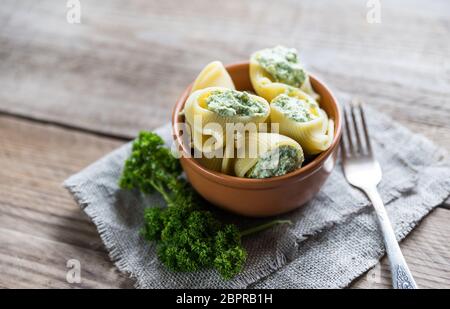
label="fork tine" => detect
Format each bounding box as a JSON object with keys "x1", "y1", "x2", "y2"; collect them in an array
[
  {"x1": 358, "y1": 100, "x2": 373, "y2": 154},
  {"x1": 343, "y1": 104, "x2": 354, "y2": 156},
  {"x1": 341, "y1": 105, "x2": 350, "y2": 158},
  {"x1": 350, "y1": 99, "x2": 364, "y2": 154},
  {"x1": 340, "y1": 128, "x2": 348, "y2": 158}
]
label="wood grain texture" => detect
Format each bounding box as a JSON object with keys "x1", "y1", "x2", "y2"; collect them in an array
[
  {"x1": 0, "y1": 115, "x2": 449, "y2": 289},
  {"x1": 1, "y1": 0, "x2": 449, "y2": 289},
  {"x1": 0, "y1": 115, "x2": 133, "y2": 288},
  {"x1": 352, "y1": 208, "x2": 450, "y2": 289},
  {"x1": 0, "y1": 0, "x2": 449, "y2": 151}
]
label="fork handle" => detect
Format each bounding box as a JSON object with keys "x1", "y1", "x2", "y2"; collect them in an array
[{"x1": 364, "y1": 186, "x2": 418, "y2": 289}]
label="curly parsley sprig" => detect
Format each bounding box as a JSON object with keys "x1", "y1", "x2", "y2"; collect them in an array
[{"x1": 120, "y1": 131, "x2": 290, "y2": 280}]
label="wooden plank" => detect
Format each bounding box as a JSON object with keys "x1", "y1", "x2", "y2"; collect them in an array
[
  {"x1": 0, "y1": 115, "x2": 133, "y2": 288},
  {"x1": 0, "y1": 115, "x2": 449, "y2": 288},
  {"x1": 0, "y1": 0, "x2": 449, "y2": 151},
  {"x1": 352, "y1": 208, "x2": 450, "y2": 289}
]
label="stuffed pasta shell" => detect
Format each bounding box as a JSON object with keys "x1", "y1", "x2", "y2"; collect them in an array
[
  {"x1": 184, "y1": 87, "x2": 270, "y2": 153},
  {"x1": 270, "y1": 94, "x2": 334, "y2": 155},
  {"x1": 250, "y1": 45, "x2": 319, "y2": 102},
  {"x1": 234, "y1": 133, "x2": 304, "y2": 179},
  {"x1": 191, "y1": 61, "x2": 235, "y2": 93},
  {"x1": 196, "y1": 137, "x2": 236, "y2": 174}
]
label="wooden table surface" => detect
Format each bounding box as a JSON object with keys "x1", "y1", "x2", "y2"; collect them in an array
[{"x1": 1, "y1": 0, "x2": 449, "y2": 289}]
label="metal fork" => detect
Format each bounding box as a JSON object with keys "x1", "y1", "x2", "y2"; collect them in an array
[{"x1": 341, "y1": 100, "x2": 418, "y2": 289}]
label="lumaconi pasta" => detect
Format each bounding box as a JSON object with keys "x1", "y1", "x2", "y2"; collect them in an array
[
  {"x1": 196, "y1": 156, "x2": 223, "y2": 172},
  {"x1": 221, "y1": 137, "x2": 236, "y2": 174},
  {"x1": 196, "y1": 136, "x2": 236, "y2": 174},
  {"x1": 191, "y1": 61, "x2": 235, "y2": 93},
  {"x1": 190, "y1": 126, "x2": 224, "y2": 156},
  {"x1": 250, "y1": 46, "x2": 319, "y2": 102},
  {"x1": 187, "y1": 61, "x2": 235, "y2": 156},
  {"x1": 184, "y1": 87, "x2": 270, "y2": 153},
  {"x1": 183, "y1": 47, "x2": 333, "y2": 178},
  {"x1": 234, "y1": 133, "x2": 304, "y2": 178},
  {"x1": 270, "y1": 94, "x2": 334, "y2": 155}
]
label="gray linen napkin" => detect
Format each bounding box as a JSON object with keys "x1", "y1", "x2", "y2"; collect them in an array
[{"x1": 64, "y1": 106, "x2": 450, "y2": 288}]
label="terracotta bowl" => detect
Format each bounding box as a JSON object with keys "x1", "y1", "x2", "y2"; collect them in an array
[{"x1": 172, "y1": 62, "x2": 342, "y2": 217}]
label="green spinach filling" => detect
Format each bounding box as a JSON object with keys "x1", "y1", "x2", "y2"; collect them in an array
[
  {"x1": 206, "y1": 90, "x2": 266, "y2": 117},
  {"x1": 255, "y1": 45, "x2": 306, "y2": 87},
  {"x1": 272, "y1": 94, "x2": 318, "y2": 122},
  {"x1": 246, "y1": 145, "x2": 303, "y2": 179}
]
